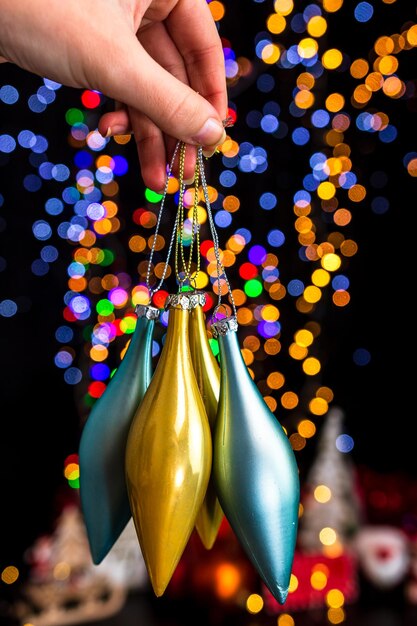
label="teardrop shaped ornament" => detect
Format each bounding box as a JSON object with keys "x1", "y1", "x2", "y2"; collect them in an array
[
  {"x1": 125, "y1": 292, "x2": 212, "y2": 596},
  {"x1": 189, "y1": 291, "x2": 224, "y2": 549},
  {"x1": 212, "y1": 316, "x2": 300, "y2": 605},
  {"x1": 79, "y1": 304, "x2": 159, "y2": 564}
]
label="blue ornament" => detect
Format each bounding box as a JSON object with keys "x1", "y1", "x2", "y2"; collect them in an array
[
  {"x1": 212, "y1": 316, "x2": 300, "y2": 604},
  {"x1": 79, "y1": 304, "x2": 159, "y2": 563}
]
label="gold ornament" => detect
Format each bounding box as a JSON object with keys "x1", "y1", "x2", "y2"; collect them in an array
[
  {"x1": 125, "y1": 293, "x2": 212, "y2": 596},
  {"x1": 189, "y1": 292, "x2": 224, "y2": 549}
]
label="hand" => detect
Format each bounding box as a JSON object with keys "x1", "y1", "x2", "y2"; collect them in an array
[{"x1": 0, "y1": 0, "x2": 228, "y2": 190}]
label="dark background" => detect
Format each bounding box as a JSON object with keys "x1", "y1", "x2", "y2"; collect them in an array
[{"x1": 1, "y1": 1, "x2": 417, "y2": 620}]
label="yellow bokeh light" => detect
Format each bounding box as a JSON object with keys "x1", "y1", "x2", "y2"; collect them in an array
[
  {"x1": 278, "y1": 615, "x2": 295, "y2": 626},
  {"x1": 262, "y1": 304, "x2": 280, "y2": 321},
  {"x1": 295, "y1": 328, "x2": 314, "y2": 347},
  {"x1": 246, "y1": 593, "x2": 264, "y2": 614},
  {"x1": 274, "y1": 0, "x2": 293, "y2": 15},
  {"x1": 321, "y1": 253, "x2": 341, "y2": 271},
  {"x1": 298, "y1": 38, "x2": 319, "y2": 59},
  {"x1": 303, "y1": 357, "x2": 321, "y2": 375},
  {"x1": 237, "y1": 307, "x2": 253, "y2": 325},
  {"x1": 382, "y1": 75, "x2": 405, "y2": 98},
  {"x1": 328, "y1": 607, "x2": 346, "y2": 624},
  {"x1": 365, "y1": 72, "x2": 383, "y2": 91},
  {"x1": 304, "y1": 285, "x2": 322, "y2": 303},
  {"x1": 298, "y1": 419, "x2": 316, "y2": 438},
  {"x1": 297, "y1": 72, "x2": 315, "y2": 89},
  {"x1": 320, "y1": 527, "x2": 337, "y2": 546},
  {"x1": 323, "y1": 0, "x2": 344, "y2": 12},
  {"x1": 350, "y1": 58, "x2": 369, "y2": 79},
  {"x1": 267, "y1": 13, "x2": 286, "y2": 34},
  {"x1": 262, "y1": 43, "x2": 281, "y2": 64},
  {"x1": 374, "y1": 35, "x2": 394, "y2": 56},
  {"x1": 353, "y1": 84, "x2": 372, "y2": 104},
  {"x1": 191, "y1": 271, "x2": 209, "y2": 289},
  {"x1": 288, "y1": 574, "x2": 299, "y2": 593},
  {"x1": 307, "y1": 15, "x2": 327, "y2": 37},
  {"x1": 322, "y1": 48, "x2": 343, "y2": 69},
  {"x1": 267, "y1": 371, "x2": 285, "y2": 389},
  {"x1": 264, "y1": 396, "x2": 278, "y2": 412},
  {"x1": 289, "y1": 343, "x2": 308, "y2": 360},
  {"x1": 314, "y1": 485, "x2": 332, "y2": 503},
  {"x1": 311, "y1": 570, "x2": 328, "y2": 590},
  {"x1": 223, "y1": 195, "x2": 240, "y2": 212},
  {"x1": 281, "y1": 391, "x2": 299, "y2": 409},
  {"x1": 90, "y1": 344, "x2": 108, "y2": 362},
  {"x1": 325, "y1": 157, "x2": 343, "y2": 175},
  {"x1": 324, "y1": 540, "x2": 344, "y2": 558},
  {"x1": 1, "y1": 566, "x2": 19, "y2": 584},
  {"x1": 215, "y1": 563, "x2": 241, "y2": 599},
  {"x1": 309, "y1": 397, "x2": 329, "y2": 415},
  {"x1": 317, "y1": 181, "x2": 336, "y2": 200},
  {"x1": 377, "y1": 55, "x2": 398, "y2": 75},
  {"x1": 209, "y1": 0, "x2": 225, "y2": 21},
  {"x1": 407, "y1": 25, "x2": 417, "y2": 46},
  {"x1": 265, "y1": 338, "x2": 282, "y2": 354},
  {"x1": 312, "y1": 269, "x2": 331, "y2": 287},
  {"x1": 295, "y1": 90, "x2": 315, "y2": 109},
  {"x1": 326, "y1": 589, "x2": 345, "y2": 608}
]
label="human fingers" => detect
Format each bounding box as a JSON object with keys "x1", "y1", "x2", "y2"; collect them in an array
[
  {"x1": 166, "y1": 0, "x2": 228, "y2": 133},
  {"x1": 138, "y1": 21, "x2": 197, "y2": 182}
]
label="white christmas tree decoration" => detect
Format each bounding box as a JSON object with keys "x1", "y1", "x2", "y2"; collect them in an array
[{"x1": 298, "y1": 406, "x2": 362, "y2": 553}]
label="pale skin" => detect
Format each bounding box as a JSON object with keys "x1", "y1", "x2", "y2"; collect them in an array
[{"x1": 0, "y1": 0, "x2": 228, "y2": 191}]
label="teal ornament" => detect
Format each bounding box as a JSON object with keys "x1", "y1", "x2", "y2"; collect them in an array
[
  {"x1": 79, "y1": 304, "x2": 159, "y2": 564},
  {"x1": 212, "y1": 316, "x2": 300, "y2": 604}
]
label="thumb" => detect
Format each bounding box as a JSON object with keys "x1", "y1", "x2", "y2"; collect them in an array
[{"x1": 95, "y1": 32, "x2": 226, "y2": 149}]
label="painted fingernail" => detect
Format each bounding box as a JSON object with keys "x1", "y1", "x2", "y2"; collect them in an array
[{"x1": 192, "y1": 118, "x2": 226, "y2": 147}]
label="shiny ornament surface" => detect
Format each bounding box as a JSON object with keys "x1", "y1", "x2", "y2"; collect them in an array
[
  {"x1": 189, "y1": 294, "x2": 224, "y2": 549},
  {"x1": 125, "y1": 295, "x2": 212, "y2": 597},
  {"x1": 79, "y1": 305, "x2": 159, "y2": 564},
  {"x1": 212, "y1": 317, "x2": 300, "y2": 605}
]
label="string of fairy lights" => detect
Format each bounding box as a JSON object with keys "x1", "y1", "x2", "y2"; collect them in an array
[{"x1": 1, "y1": 0, "x2": 417, "y2": 620}]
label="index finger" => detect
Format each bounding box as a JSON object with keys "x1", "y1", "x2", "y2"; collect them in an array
[{"x1": 166, "y1": 0, "x2": 228, "y2": 120}]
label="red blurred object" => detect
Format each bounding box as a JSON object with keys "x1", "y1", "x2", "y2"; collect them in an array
[
  {"x1": 81, "y1": 90, "x2": 101, "y2": 109},
  {"x1": 263, "y1": 550, "x2": 358, "y2": 613},
  {"x1": 166, "y1": 519, "x2": 257, "y2": 604}
]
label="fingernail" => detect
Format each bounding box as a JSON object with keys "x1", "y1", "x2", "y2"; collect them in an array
[
  {"x1": 202, "y1": 149, "x2": 216, "y2": 158},
  {"x1": 98, "y1": 127, "x2": 111, "y2": 138},
  {"x1": 192, "y1": 118, "x2": 226, "y2": 147},
  {"x1": 112, "y1": 125, "x2": 129, "y2": 136},
  {"x1": 183, "y1": 177, "x2": 195, "y2": 185}
]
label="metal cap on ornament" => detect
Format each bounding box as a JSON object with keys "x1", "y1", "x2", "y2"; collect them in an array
[
  {"x1": 211, "y1": 316, "x2": 239, "y2": 337},
  {"x1": 135, "y1": 304, "x2": 160, "y2": 320},
  {"x1": 165, "y1": 291, "x2": 207, "y2": 310}
]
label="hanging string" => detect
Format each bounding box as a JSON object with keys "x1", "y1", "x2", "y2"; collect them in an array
[
  {"x1": 174, "y1": 143, "x2": 201, "y2": 288},
  {"x1": 197, "y1": 146, "x2": 237, "y2": 319},
  {"x1": 146, "y1": 119, "x2": 236, "y2": 316}
]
